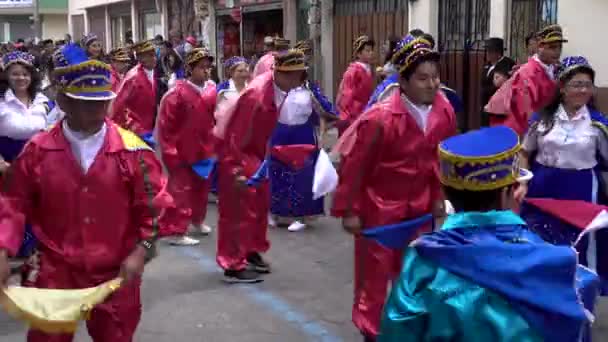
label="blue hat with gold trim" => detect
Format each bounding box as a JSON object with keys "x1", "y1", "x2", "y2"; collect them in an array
[
  {"x1": 52, "y1": 43, "x2": 115, "y2": 101},
  {"x1": 439, "y1": 126, "x2": 533, "y2": 191}
]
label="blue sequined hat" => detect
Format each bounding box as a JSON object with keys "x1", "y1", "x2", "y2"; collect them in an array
[
  {"x1": 2, "y1": 51, "x2": 35, "y2": 70},
  {"x1": 559, "y1": 55, "x2": 594, "y2": 81},
  {"x1": 52, "y1": 43, "x2": 115, "y2": 101},
  {"x1": 439, "y1": 126, "x2": 533, "y2": 191},
  {"x1": 224, "y1": 56, "x2": 248, "y2": 71},
  {"x1": 80, "y1": 33, "x2": 99, "y2": 47},
  {"x1": 391, "y1": 34, "x2": 439, "y2": 76}
]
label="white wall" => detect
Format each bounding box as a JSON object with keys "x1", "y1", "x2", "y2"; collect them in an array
[
  {"x1": 42, "y1": 14, "x2": 69, "y2": 39},
  {"x1": 489, "y1": 0, "x2": 508, "y2": 38},
  {"x1": 408, "y1": 0, "x2": 439, "y2": 38},
  {"x1": 559, "y1": 0, "x2": 608, "y2": 87}
]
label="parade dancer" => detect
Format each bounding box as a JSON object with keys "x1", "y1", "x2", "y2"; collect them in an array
[
  {"x1": 517, "y1": 56, "x2": 608, "y2": 294},
  {"x1": 0, "y1": 43, "x2": 172, "y2": 342},
  {"x1": 331, "y1": 35, "x2": 457, "y2": 341},
  {"x1": 268, "y1": 65, "x2": 338, "y2": 232},
  {"x1": 336, "y1": 35, "x2": 375, "y2": 135},
  {"x1": 215, "y1": 49, "x2": 311, "y2": 283},
  {"x1": 252, "y1": 37, "x2": 290, "y2": 79},
  {"x1": 0, "y1": 51, "x2": 50, "y2": 259},
  {"x1": 157, "y1": 48, "x2": 216, "y2": 246},
  {"x1": 380, "y1": 126, "x2": 596, "y2": 342},
  {"x1": 109, "y1": 47, "x2": 131, "y2": 93},
  {"x1": 0, "y1": 51, "x2": 49, "y2": 163},
  {"x1": 111, "y1": 40, "x2": 168, "y2": 138},
  {"x1": 81, "y1": 33, "x2": 104, "y2": 60},
  {"x1": 485, "y1": 25, "x2": 567, "y2": 135},
  {"x1": 216, "y1": 56, "x2": 249, "y2": 104}
]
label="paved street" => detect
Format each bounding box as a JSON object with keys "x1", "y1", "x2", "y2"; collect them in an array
[{"x1": 2, "y1": 198, "x2": 608, "y2": 341}]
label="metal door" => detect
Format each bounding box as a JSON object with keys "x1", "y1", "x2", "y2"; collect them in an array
[
  {"x1": 509, "y1": 0, "x2": 558, "y2": 63},
  {"x1": 438, "y1": 0, "x2": 489, "y2": 131}
]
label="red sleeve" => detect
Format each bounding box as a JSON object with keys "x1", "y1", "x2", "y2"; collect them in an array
[
  {"x1": 110, "y1": 77, "x2": 133, "y2": 129},
  {"x1": 505, "y1": 75, "x2": 536, "y2": 136},
  {"x1": 337, "y1": 67, "x2": 358, "y2": 123},
  {"x1": 331, "y1": 116, "x2": 382, "y2": 218},
  {"x1": 132, "y1": 151, "x2": 173, "y2": 242},
  {"x1": 157, "y1": 90, "x2": 183, "y2": 171},
  {"x1": 222, "y1": 88, "x2": 257, "y2": 176},
  {"x1": 0, "y1": 143, "x2": 37, "y2": 256}
]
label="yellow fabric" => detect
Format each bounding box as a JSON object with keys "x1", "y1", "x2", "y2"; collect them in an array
[
  {"x1": 0, "y1": 278, "x2": 122, "y2": 334},
  {"x1": 117, "y1": 126, "x2": 153, "y2": 152}
]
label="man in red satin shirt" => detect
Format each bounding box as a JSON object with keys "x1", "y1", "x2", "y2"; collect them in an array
[
  {"x1": 332, "y1": 34, "x2": 457, "y2": 342},
  {"x1": 0, "y1": 43, "x2": 172, "y2": 342}
]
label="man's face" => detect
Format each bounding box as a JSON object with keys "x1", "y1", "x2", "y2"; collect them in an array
[
  {"x1": 112, "y1": 61, "x2": 129, "y2": 74},
  {"x1": 190, "y1": 59, "x2": 212, "y2": 83},
  {"x1": 356, "y1": 45, "x2": 375, "y2": 64},
  {"x1": 58, "y1": 93, "x2": 109, "y2": 131},
  {"x1": 538, "y1": 42, "x2": 562, "y2": 65},
  {"x1": 138, "y1": 51, "x2": 157, "y2": 70},
  {"x1": 274, "y1": 70, "x2": 306, "y2": 91},
  {"x1": 399, "y1": 61, "x2": 441, "y2": 106}
]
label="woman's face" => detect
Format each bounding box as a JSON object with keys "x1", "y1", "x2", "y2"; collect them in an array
[
  {"x1": 87, "y1": 40, "x2": 103, "y2": 58},
  {"x1": 562, "y1": 72, "x2": 594, "y2": 109},
  {"x1": 231, "y1": 63, "x2": 250, "y2": 83},
  {"x1": 7, "y1": 64, "x2": 31, "y2": 93},
  {"x1": 493, "y1": 72, "x2": 508, "y2": 89}
]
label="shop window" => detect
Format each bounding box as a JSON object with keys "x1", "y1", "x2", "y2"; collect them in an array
[
  {"x1": 141, "y1": 12, "x2": 162, "y2": 40},
  {"x1": 509, "y1": 0, "x2": 558, "y2": 62}
]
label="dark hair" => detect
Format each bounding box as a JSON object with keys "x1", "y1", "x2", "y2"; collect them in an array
[
  {"x1": 538, "y1": 66, "x2": 596, "y2": 131},
  {"x1": 1, "y1": 62, "x2": 42, "y2": 100},
  {"x1": 164, "y1": 48, "x2": 183, "y2": 73},
  {"x1": 401, "y1": 54, "x2": 440, "y2": 81},
  {"x1": 525, "y1": 32, "x2": 537, "y2": 46},
  {"x1": 384, "y1": 35, "x2": 400, "y2": 65},
  {"x1": 444, "y1": 185, "x2": 514, "y2": 212},
  {"x1": 409, "y1": 29, "x2": 424, "y2": 37},
  {"x1": 154, "y1": 34, "x2": 164, "y2": 41}
]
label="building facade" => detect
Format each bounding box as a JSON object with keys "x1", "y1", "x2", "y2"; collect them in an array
[{"x1": 0, "y1": 0, "x2": 68, "y2": 42}]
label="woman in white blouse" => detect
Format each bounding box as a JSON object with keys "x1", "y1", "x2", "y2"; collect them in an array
[
  {"x1": 518, "y1": 56, "x2": 608, "y2": 293},
  {"x1": 216, "y1": 56, "x2": 249, "y2": 105},
  {"x1": 0, "y1": 50, "x2": 49, "y2": 163}
]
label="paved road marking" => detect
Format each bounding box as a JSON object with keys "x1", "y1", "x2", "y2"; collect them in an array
[{"x1": 179, "y1": 247, "x2": 344, "y2": 342}]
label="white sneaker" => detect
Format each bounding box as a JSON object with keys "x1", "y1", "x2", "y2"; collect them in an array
[
  {"x1": 168, "y1": 236, "x2": 200, "y2": 246},
  {"x1": 188, "y1": 223, "x2": 212, "y2": 235},
  {"x1": 287, "y1": 221, "x2": 307, "y2": 232}
]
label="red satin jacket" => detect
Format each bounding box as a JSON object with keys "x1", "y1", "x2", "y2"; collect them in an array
[
  {"x1": 337, "y1": 62, "x2": 374, "y2": 129},
  {"x1": 219, "y1": 72, "x2": 279, "y2": 178},
  {"x1": 332, "y1": 91, "x2": 457, "y2": 228},
  {"x1": 0, "y1": 120, "x2": 172, "y2": 276},
  {"x1": 488, "y1": 57, "x2": 556, "y2": 136},
  {"x1": 110, "y1": 66, "x2": 124, "y2": 93},
  {"x1": 111, "y1": 64, "x2": 159, "y2": 135},
  {"x1": 157, "y1": 80, "x2": 217, "y2": 172}
]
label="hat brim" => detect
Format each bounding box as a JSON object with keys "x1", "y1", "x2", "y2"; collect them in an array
[
  {"x1": 65, "y1": 91, "x2": 116, "y2": 101},
  {"x1": 517, "y1": 168, "x2": 533, "y2": 183}
]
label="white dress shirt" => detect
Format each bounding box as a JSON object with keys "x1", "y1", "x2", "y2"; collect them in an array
[
  {"x1": 402, "y1": 94, "x2": 432, "y2": 132},
  {"x1": 274, "y1": 84, "x2": 313, "y2": 126},
  {"x1": 144, "y1": 67, "x2": 155, "y2": 85},
  {"x1": 62, "y1": 121, "x2": 107, "y2": 172},
  {"x1": 533, "y1": 54, "x2": 556, "y2": 80},
  {"x1": 0, "y1": 89, "x2": 49, "y2": 140},
  {"x1": 523, "y1": 105, "x2": 608, "y2": 170}
]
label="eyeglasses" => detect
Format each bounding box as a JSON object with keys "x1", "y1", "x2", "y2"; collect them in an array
[{"x1": 566, "y1": 81, "x2": 594, "y2": 90}]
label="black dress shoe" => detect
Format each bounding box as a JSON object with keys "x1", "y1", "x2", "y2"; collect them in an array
[{"x1": 247, "y1": 252, "x2": 271, "y2": 273}]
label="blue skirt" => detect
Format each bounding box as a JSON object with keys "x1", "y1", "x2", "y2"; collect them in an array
[
  {"x1": 521, "y1": 163, "x2": 608, "y2": 294},
  {"x1": 269, "y1": 121, "x2": 324, "y2": 218}
]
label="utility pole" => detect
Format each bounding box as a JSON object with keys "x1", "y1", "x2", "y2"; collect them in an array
[{"x1": 32, "y1": 0, "x2": 41, "y2": 42}]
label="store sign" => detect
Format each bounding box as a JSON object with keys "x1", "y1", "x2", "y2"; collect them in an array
[
  {"x1": 0, "y1": 0, "x2": 32, "y2": 7},
  {"x1": 216, "y1": 0, "x2": 280, "y2": 9}
]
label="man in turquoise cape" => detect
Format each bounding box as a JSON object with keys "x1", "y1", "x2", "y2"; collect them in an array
[{"x1": 379, "y1": 126, "x2": 599, "y2": 342}]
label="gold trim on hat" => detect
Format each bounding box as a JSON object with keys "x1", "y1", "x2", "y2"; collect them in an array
[
  {"x1": 186, "y1": 48, "x2": 213, "y2": 66},
  {"x1": 353, "y1": 35, "x2": 373, "y2": 55}
]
